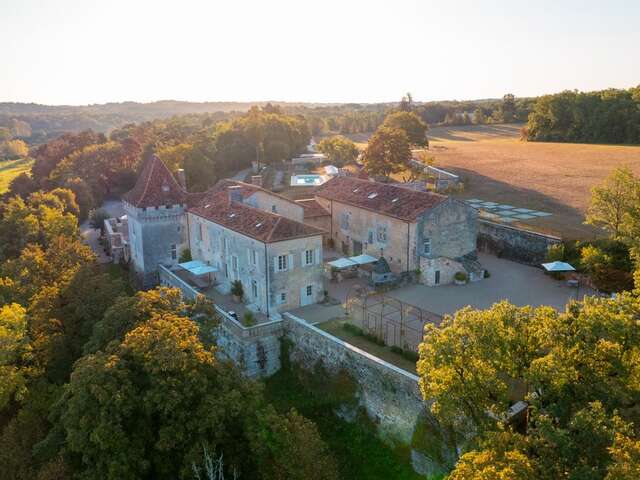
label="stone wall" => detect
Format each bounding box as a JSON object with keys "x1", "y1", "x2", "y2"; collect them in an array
[
  {"x1": 477, "y1": 220, "x2": 561, "y2": 265},
  {"x1": 284, "y1": 313, "x2": 422, "y2": 442},
  {"x1": 283, "y1": 313, "x2": 454, "y2": 476}
]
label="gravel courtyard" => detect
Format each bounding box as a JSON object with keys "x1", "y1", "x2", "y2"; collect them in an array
[{"x1": 388, "y1": 252, "x2": 596, "y2": 316}]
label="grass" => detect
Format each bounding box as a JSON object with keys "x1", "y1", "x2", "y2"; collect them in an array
[
  {"x1": 0, "y1": 157, "x2": 34, "y2": 194},
  {"x1": 318, "y1": 318, "x2": 418, "y2": 374},
  {"x1": 264, "y1": 362, "x2": 425, "y2": 480}
]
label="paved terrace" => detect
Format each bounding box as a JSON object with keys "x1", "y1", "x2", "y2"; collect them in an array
[
  {"x1": 162, "y1": 266, "x2": 271, "y2": 325},
  {"x1": 322, "y1": 253, "x2": 597, "y2": 317}
]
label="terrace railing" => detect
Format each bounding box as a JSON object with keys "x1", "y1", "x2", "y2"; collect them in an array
[{"x1": 159, "y1": 264, "x2": 283, "y2": 340}]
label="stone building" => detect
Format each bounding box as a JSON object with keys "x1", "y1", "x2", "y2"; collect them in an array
[
  {"x1": 314, "y1": 176, "x2": 482, "y2": 286},
  {"x1": 124, "y1": 155, "x2": 326, "y2": 311}
]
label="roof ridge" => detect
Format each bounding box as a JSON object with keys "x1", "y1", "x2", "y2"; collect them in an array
[{"x1": 137, "y1": 155, "x2": 158, "y2": 207}]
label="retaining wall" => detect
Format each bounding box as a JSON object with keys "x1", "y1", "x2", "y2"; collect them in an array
[{"x1": 477, "y1": 220, "x2": 561, "y2": 265}]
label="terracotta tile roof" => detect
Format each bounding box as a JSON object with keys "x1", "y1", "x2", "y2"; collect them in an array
[
  {"x1": 314, "y1": 176, "x2": 447, "y2": 222},
  {"x1": 189, "y1": 190, "x2": 325, "y2": 243},
  {"x1": 296, "y1": 199, "x2": 330, "y2": 219},
  {"x1": 209, "y1": 179, "x2": 301, "y2": 208},
  {"x1": 123, "y1": 155, "x2": 188, "y2": 208}
]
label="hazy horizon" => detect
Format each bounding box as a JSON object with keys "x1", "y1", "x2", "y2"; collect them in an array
[{"x1": 2, "y1": 0, "x2": 639, "y2": 106}]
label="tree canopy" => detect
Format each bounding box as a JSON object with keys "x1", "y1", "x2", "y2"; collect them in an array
[
  {"x1": 418, "y1": 295, "x2": 640, "y2": 479},
  {"x1": 363, "y1": 126, "x2": 412, "y2": 178},
  {"x1": 382, "y1": 111, "x2": 428, "y2": 146},
  {"x1": 316, "y1": 136, "x2": 359, "y2": 166}
]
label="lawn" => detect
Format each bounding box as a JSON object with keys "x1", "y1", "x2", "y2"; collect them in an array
[
  {"x1": 0, "y1": 157, "x2": 34, "y2": 194},
  {"x1": 318, "y1": 318, "x2": 418, "y2": 374}
]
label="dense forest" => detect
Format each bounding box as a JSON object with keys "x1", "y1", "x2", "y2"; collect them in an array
[
  {"x1": 0, "y1": 95, "x2": 530, "y2": 146},
  {"x1": 2, "y1": 105, "x2": 311, "y2": 218},
  {"x1": 525, "y1": 86, "x2": 640, "y2": 144}
]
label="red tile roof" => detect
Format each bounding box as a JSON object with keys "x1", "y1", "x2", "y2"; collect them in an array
[
  {"x1": 189, "y1": 190, "x2": 325, "y2": 243},
  {"x1": 123, "y1": 155, "x2": 188, "y2": 208},
  {"x1": 210, "y1": 179, "x2": 302, "y2": 208},
  {"x1": 314, "y1": 176, "x2": 447, "y2": 221},
  {"x1": 296, "y1": 199, "x2": 330, "y2": 219}
]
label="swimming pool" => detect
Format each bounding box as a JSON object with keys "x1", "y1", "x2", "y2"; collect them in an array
[{"x1": 290, "y1": 174, "x2": 329, "y2": 186}]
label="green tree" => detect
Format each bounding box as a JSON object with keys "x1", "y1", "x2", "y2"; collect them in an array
[
  {"x1": 472, "y1": 108, "x2": 486, "y2": 125},
  {"x1": 586, "y1": 167, "x2": 640, "y2": 240},
  {"x1": 418, "y1": 295, "x2": 640, "y2": 479},
  {"x1": 316, "y1": 136, "x2": 359, "y2": 166},
  {"x1": 382, "y1": 111, "x2": 428, "y2": 146},
  {"x1": 1, "y1": 139, "x2": 29, "y2": 159},
  {"x1": 0, "y1": 303, "x2": 34, "y2": 409},
  {"x1": 55, "y1": 313, "x2": 261, "y2": 479},
  {"x1": 363, "y1": 127, "x2": 412, "y2": 178},
  {"x1": 249, "y1": 409, "x2": 339, "y2": 480}
]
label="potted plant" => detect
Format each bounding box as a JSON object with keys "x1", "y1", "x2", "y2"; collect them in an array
[
  {"x1": 454, "y1": 271, "x2": 468, "y2": 285},
  {"x1": 230, "y1": 280, "x2": 244, "y2": 303},
  {"x1": 243, "y1": 311, "x2": 256, "y2": 327}
]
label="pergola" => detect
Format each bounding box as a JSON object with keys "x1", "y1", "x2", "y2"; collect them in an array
[
  {"x1": 327, "y1": 254, "x2": 377, "y2": 269},
  {"x1": 177, "y1": 260, "x2": 218, "y2": 288}
]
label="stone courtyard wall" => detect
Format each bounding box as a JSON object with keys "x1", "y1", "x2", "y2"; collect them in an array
[
  {"x1": 284, "y1": 313, "x2": 422, "y2": 442},
  {"x1": 477, "y1": 219, "x2": 561, "y2": 265},
  {"x1": 283, "y1": 313, "x2": 455, "y2": 476}
]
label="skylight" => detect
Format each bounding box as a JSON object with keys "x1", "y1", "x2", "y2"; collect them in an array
[
  {"x1": 204, "y1": 204, "x2": 210, "y2": 209},
  {"x1": 353, "y1": 188, "x2": 360, "y2": 193},
  {"x1": 391, "y1": 198, "x2": 399, "y2": 203},
  {"x1": 255, "y1": 222, "x2": 263, "y2": 228},
  {"x1": 229, "y1": 213, "x2": 236, "y2": 218},
  {"x1": 368, "y1": 193, "x2": 378, "y2": 199}
]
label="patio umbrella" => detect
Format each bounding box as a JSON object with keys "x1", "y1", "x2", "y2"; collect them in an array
[{"x1": 541, "y1": 261, "x2": 575, "y2": 272}]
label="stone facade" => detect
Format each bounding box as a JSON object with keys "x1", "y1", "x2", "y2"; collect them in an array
[
  {"x1": 188, "y1": 213, "x2": 324, "y2": 317},
  {"x1": 316, "y1": 194, "x2": 479, "y2": 285},
  {"x1": 125, "y1": 201, "x2": 189, "y2": 288}
]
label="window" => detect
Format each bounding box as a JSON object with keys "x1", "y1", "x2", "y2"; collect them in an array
[
  {"x1": 252, "y1": 280, "x2": 258, "y2": 299},
  {"x1": 340, "y1": 212, "x2": 350, "y2": 230},
  {"x1": 278, "y1": 292, "x2": 287, "y2": 304},
  {"x1": 306, "y1": 285, "x2": 313, "y2": 296},
  {"x1": 232, "y1": 255, "x2": 238, "y2": 272},
  {"x1": 377, "y1": 225, "x2": 387, "y2": 243},
  {"x1": 197, "y1": 223, "x2": 204, "y2": 241},
  {"x1": 277, "y1": 255, "x2": 288, "y2": 272},
  {"x1": 367, "y1": 230, "x2": 374, "y2": 244},
  {"x1": 271, "y1": 205, "x2": 277, "y2": 213},
  {"x1": 251, "y1": 249, "x2": 257, "y2": 265},
  {"x1": 423, "y1": 238, "x2": 431, "y2": 255},
  {"x1": 171, "y1": 244, "x2": 177, "y2": 260},
  {"x1": 304, "y1": 249, "x2": 314, "y2": 266}
]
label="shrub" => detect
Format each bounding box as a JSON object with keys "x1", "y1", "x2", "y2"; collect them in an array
[
  {"x1": 454, "y1": 271, "x2": 468, "y2": 282},
  {"x1": 243, "y1": 311, "x2": 256, "y2": 326},
  {"x1": 179, "y1": 248, "x2": 192, "y2": 263},
  {"x1": 230, "y1": 280, "x2": 244, "y2": 300},
  {"x1": 390, "y1": 345, "x2": 403, "y2": 355},
  {"x1": 483, "y1": 269, "x2": 491, "y2": 278}
]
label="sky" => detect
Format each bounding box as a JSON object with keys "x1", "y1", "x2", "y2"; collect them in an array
[{"x1": 2, "y1": 0, "x2": 639, "y2": 105}]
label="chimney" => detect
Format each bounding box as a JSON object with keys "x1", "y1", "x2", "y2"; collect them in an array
[
  {"x1": 228, "y1": 185, "x2": 243, "y2": 204},
  {"x1": 176, "y1": 169, "x2": 187, "y2": 190}
]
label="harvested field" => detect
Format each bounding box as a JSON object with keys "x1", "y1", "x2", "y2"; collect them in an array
[
  {"x1": 426, "y1": 124, "x2": 640, "y2": 239},
  {"x1": 338, "y1": 125, "x2": 640, "y2": 239}
]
